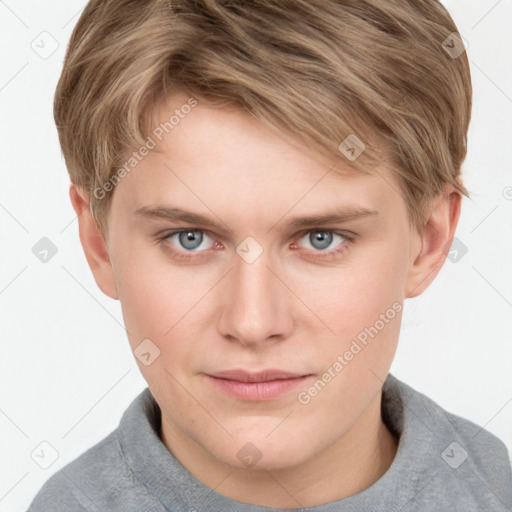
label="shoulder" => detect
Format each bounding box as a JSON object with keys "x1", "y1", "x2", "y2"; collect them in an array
[
  {"x1": 438, "y1": 396, "x2": 512, "y2": 500},
  {"x1": 26, "y1": 388, "x2": 163, "y2": 512},
  {"x1": 26, "y1": 431, "x2": 127, "y2": 511},
  {"x1": 385, "y1": 374, "x2": 512, "y2": 509},
  {"x1": 400, "y1": 375, "x2": 511, "y2": 467},
  {"x1": 28, "y1": 430, "x2": 144, "y2": 512}
]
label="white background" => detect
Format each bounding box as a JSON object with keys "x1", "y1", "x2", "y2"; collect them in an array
[{"x1": 1, "y1": 1, "x2": 511, "y2": 510}]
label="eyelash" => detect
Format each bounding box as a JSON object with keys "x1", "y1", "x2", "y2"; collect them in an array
[{"x1": 157, "y1": 229, "x2": 354, "y2": 262}]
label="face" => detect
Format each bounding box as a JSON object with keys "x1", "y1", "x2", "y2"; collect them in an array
[{"x1": 104, "y1": 91, "x2": 419, "y2": 471}]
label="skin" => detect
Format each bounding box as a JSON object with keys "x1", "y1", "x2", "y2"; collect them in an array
[{"x1": 71, "y1": 91, "x2": 461, "y2": 508}]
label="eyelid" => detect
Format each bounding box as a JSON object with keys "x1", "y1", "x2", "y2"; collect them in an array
[{"x1": 296, "y1": 228, "x2": 354, "y2": 240}]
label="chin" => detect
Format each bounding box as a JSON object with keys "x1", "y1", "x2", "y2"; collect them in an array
[{"x1": 207, "y1": 430, "x2": 312, "y2": 472}]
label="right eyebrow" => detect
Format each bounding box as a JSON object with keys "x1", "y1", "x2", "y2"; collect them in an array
[{"x1": 134, "y1": 205, "x2": 230, "y2": 231}]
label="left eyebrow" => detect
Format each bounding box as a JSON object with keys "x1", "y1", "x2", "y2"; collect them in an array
[
  {"x1": 133, "y1": 204, "x2": 378, "y2": 233},
  {"x1": 285, "y1": 206, "x2": 378, "y2": 229}
]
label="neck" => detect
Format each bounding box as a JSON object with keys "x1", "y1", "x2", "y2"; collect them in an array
[{"x1": 161, "y1": 392, "x2": 398, "y2": 508}]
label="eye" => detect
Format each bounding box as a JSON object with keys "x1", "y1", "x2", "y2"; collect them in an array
[
  {"x1": 298, "y1": 230, "x2": 348, "y2": 252},
  {"x1": 164, "y1": 230, "x2": 215, "y2": 252},
  {"x1": 158, "y1": 228, "x2": 352, "y2": 263}
]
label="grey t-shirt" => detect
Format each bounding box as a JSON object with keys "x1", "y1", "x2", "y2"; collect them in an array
[{"x1": 27, "y1": 373, "x2": 512, "y2": 511}]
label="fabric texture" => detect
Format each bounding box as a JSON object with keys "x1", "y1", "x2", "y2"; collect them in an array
[{"x1": 27, "y1": 373, "x2": 512, "y2": 511}]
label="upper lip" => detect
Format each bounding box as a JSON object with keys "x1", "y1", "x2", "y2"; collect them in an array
[{"x1": 207, "y1": 369, "x2": 310, "y2": 382}]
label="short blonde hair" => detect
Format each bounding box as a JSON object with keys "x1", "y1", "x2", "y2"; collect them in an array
[{"x1": 54, "y1": 0, "x2": 471, "y2": 237}]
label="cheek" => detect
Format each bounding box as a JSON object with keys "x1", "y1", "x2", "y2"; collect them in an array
[
  {"x1": 113, "y1": 245, "x2": 222, "y2": 379},
  {"x1": 293, "y1": 238, "x2": 407, "y2": 340},
  {"x1": 118, "y1": 273, "x2": 172, "y2": 341},
  {"x1": 114, "y1": 261, "x2": 202, "y2": 404},
  {"x1": 112, "y1": 242, "x2": 194, "y2": 350},
  {"x1": 294, "y1": 259, "x2": 404, "y2": 431},
  {"x1": 289, "y1": 237, "x2": 408, "y2": 408}
]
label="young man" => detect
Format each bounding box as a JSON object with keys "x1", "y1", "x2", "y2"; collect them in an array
[{"x1": 28, "y1": 0, "x2": 511, "y2": 510}]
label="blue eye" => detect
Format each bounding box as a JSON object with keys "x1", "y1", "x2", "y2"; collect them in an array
[
  {"x1": 166, "y1": 230, "x2": 215, "y2": 251},
  {"x1": 179, "y1": 230, "x2": 202, "y2": 250},
  {"x1": 299, "y1": 230, "x2": 346, "y2": 251}
]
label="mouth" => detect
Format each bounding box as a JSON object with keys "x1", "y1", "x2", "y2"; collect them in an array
[{"x1": 205, "y1": 369, "x2": 313, "y2": 401}]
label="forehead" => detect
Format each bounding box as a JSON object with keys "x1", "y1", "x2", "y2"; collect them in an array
[
  {"x1": 112, "y1": 91, "x2": 405, "y2": 227},
  {"x1": 145, "y1": 90, "x2": 369, "y2": 175}
]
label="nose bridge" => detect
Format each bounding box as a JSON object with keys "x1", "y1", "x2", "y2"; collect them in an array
[{"x1": 218, "y1": 244, "x2": 292, "y2": 344}]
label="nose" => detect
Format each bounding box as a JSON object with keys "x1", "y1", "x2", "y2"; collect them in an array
[{"x1": 217, "y1": 246, "x2": 294, "y2": 347}]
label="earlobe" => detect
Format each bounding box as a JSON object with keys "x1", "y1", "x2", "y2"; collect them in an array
[
  {"x1": 405, "y1": 186, "x2": 462, "y2": 298},
  {"x1": 69, "y1": 185, "x2": 119, "y2": 300}
]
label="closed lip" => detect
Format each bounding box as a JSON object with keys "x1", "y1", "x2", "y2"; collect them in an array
[{"x1": 206, "y1": 369, "x2": 311, "y2": 382}]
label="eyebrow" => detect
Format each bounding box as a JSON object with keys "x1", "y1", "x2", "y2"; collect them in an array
[{"x1": 133, "y1": 205, "x2": 378, "y2": 232}]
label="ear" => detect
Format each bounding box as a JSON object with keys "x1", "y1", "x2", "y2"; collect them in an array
[
  {"x1": 69, "y1": 185, "x2": 119, "y2": 300},
  {"x1": 405, "y1": 185, "x2": 462, "y2": 298}
]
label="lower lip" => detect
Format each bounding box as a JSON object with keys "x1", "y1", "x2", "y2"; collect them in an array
[{"x1": 206, "y1": 375, "x2": 312, "y2": 401}]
